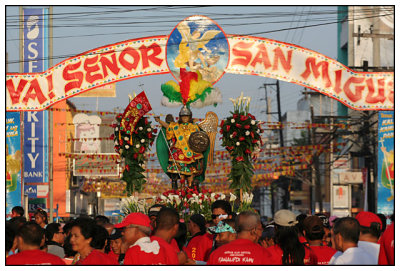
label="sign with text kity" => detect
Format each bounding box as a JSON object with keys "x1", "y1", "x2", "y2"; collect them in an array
[
  {"x1": 24, "y1": 111, "x2": 49, "y2": 183},
  {"x1": 22, "y1": 8, "x2": 49, "y2": 184}
]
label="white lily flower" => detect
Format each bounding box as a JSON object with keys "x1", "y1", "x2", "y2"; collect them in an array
[
  {"x1": 249, "y1": 193, "x2": 254, "y2": 202},
  {"x1": 174, "y1": 195, "x2": 181, "y2": 205},
  {"x1": 211, "y1": 193, "x2": 215, "y2": 200},
  {"x1": 220, "y1": 194, "x2": 226, "y2": 200},
  {"x1": 168, "y1": 194, "x2": 174, "y2": 201},
  {"x1": 160, "y1": 195, "x2": 167, "y2": 201},
  {"x1": 229, "y1": 193, "x2": 237, "y2": 202},
  {"x1": 229, "y1": 98, "x2": 236, "y2": 105},
  {"x1": 242, "y1": 192, "x2": 249, "y2": 203}
]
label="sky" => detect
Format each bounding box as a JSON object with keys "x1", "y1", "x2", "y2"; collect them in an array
[{"x1": 5, "y1": 5, "x2": 339, "y2": 129}]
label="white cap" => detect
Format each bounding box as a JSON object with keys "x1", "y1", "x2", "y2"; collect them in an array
[{"x1": 273, "y1": 209, "x2": 298, "y2": 227}]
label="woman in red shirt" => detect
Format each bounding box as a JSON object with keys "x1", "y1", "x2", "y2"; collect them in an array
[
  {"x1": 70, "y1": 218, "x2": 118, "y2": 265},
  {"x1": 266, "y1": 210, "x2": 317, "y2": 265}
]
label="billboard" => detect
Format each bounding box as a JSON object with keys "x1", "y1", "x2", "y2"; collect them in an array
[
  {"x1": 73, "y1": 113, "x2": 102, "y2": 153},
  {"x1": 6, "y1": 112, "x2": 22, "y2": 216},
  {"x1": 22, "y1": 7, "x2": 49, "y2": 189},
  {"x1": 377, "y1": 111, "x2": 394, "y2": 216},
  {"x1": 23, "y1": 111, "x2": 49, "y2": 183}
]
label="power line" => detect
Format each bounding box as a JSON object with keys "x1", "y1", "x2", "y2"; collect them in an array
[{"x1": 6, "y1": 11, "x2": 392, "y2": 65}]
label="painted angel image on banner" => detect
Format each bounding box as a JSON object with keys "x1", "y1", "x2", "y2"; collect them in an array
[{"x1": 166, "y1": 15, "x2": 229, "y2": 84}]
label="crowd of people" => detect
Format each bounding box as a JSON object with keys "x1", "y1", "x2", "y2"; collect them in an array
[{"x1": 6, "y1": 202, "x2": 394, "y2": 266}]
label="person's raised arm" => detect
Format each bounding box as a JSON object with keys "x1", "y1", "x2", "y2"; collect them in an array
[{"x1": 154, "y1": 116, "x2": 169, "y2": 129}]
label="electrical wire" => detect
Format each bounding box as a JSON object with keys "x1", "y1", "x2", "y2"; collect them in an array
[{"x1": 6, "y1": 10, "x2": 392, "y2": 65}]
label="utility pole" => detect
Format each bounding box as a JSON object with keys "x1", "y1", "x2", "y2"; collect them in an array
[
  {"x1": 310, "y1": 105, "x2": 323, "y2": 213},
  {"x1": 262, "y1": 80, "x2": 287, "y2": 211},
  {"x1": 48, "y1": 6, "x2": 54, "y2": 223}
]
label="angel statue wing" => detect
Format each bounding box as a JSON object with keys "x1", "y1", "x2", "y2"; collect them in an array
[
  {"x1": 198, "y1": 112, "x2": 219, "y2": 165},
  {"x1": 200, "y1": 30, "x2": 221, "y2": 45}
]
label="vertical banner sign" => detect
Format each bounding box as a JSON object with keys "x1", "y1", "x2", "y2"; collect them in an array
[
  {"x1": 6, "y1": 112, "x2": 22, "y2": 217},
  {"x1": 22, "y1": 8, "x2": 50, "y2": 212},
  {"x1": 377, "y1": 111, "x2": 394, "y2": 216}
]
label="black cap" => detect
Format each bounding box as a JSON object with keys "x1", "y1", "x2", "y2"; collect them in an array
[
  {"x1": 148, "y1": 204, "x2": 165, "y2": 218},
  {"x1": 109, "y1": 228, "x2": 123, "y2": 240},
  {"x1": 190, "y1": 214, "x2": 206, "y2": 233}
]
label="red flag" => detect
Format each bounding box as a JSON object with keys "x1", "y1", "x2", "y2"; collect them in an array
[{"x1": 120, "y1": 91, "x2": 152, "y2": 132}]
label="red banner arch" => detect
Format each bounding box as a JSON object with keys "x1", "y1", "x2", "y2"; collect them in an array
[{"x1": 6, "y1": 27, "x2": 393, "y2": 111}]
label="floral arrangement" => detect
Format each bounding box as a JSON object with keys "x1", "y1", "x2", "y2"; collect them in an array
[
  {"x1": 113, "y1": 114, "x2": 157, "y2": 195},
  {"x1": 120, "y1": 195, "x2": 150, "y2": 216},
  {"x1": 120, "y1": 189, "x2": 255, "y2": 222},
  {"x1": 156, "y1": 187, "x2": 227, "y2": 221},
  {"x1": 219, "y1": 92, "x2": 263, "y2": 196}
]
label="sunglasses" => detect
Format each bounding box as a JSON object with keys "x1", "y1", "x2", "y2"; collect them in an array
[{"x1": 212, "y1": 214, "x2": 228, "y2": 220}]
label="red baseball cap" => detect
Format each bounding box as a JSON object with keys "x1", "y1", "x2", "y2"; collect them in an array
[
  {"x1": 114, "y1": 212, "x2": 151, "y2": 229},
  {"x1": 355, "y1": 211, "x2": 382, "y2": 230}
]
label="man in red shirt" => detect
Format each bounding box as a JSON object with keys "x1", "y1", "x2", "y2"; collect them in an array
[
  {"x1": 378, "y1": 220, "x2": 394, "y2": 265},
  {"x1": 151, "y1": 207, "x2": 185, "y2": 264},
  {"x1": 208, "y1": 219, "x2": 237, "y2": 248},
  {"x1": 7, "y1": 222, "x2": 65, "y2": 265},
  {"x1": 207, "y1": 211, "x2": 271, "y2": 265},
  {"x1": 114, "y1": 212, "x2": 174, "y2": 265},
  {"x1": 184, "y1": 214, "x2": 207, "y2": 262},
  {"x1": 303, "y1": 215, "x2": 336, "y2": 265},
  {"x1": 195, "y1": 200, "x2": 233, "y2": 262},
  {"x1": 108, "y1": 228, "x2": 124, "y2": 263}
]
